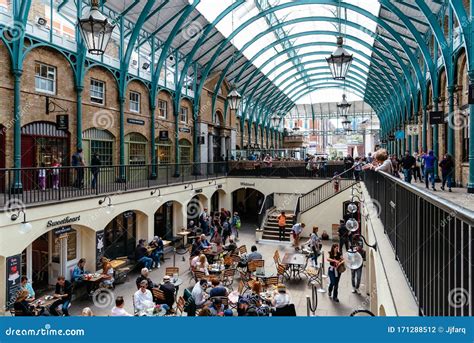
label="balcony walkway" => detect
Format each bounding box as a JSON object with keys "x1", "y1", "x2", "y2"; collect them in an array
[{"x1": 408, "y1": 180, "x2": 474, "y2": 212}]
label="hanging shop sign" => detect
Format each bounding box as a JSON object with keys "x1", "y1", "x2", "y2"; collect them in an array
[
  {"x1": 46, "y1": 215, "x2": 80, "y2": 228},
  {"x1": 159, "y1": 131, "x2": 169, "y2": 141},
  {"x1": 388, "y1": 134, "x2": 395, "y2": 141},
  {"x1": 53, "y1": 226, "x2": 73, "y2": 236},
  {"x1": 56, "y1": 114, "x2": 69, "y2": 131},
  {"x1": 127, "y1": 118, "x2": 145, "y2": 126},
  {"x1": 429, "y1": 111, "x2": 444, "y2": 125},
  {"x1": 406, "y1": 125, "x2": 419, "y2": 136},
  {"x1": 179, "y1": 127, "x2": 191, "y2": 133},
  {"x1": 6, "y1": 254, "x2": 21, "y2": 309},
  {"x1": 96, "y1": 230, "x2": 105, "y2": 270},
  {"x1": 123, "y1": 211, "x2": 134, "y2": 219}
]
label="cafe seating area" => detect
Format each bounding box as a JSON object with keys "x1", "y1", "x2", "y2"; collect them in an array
[{"x1": 13, "y1": 223, "x2": 368, "y2": 317}]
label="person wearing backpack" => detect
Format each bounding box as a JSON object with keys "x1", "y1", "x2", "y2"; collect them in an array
[{"x1": 231, "y1": 212, "x2": 241, "y2": 240}]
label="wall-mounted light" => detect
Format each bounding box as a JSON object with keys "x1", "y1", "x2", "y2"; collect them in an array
[
  {"x1": 98, "y1": 195, "x2": 114, "y2": 214},
  {"x1": 11, "y1": 210, "x2": 32, "y2": 234},
  {"x1": 185, "y1": 184, "x2": 194, "y2": 197},
  {"x1": 150, "y1": 188, "x2": 163, "y2": 202},
  {"x1": 142, "y1": 62, "x2": 150, "y2": 70}
]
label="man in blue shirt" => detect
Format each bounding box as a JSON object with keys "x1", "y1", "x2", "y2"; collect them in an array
[{"x1": 422, "y1": 150, "x2": 437, "y2": 191}]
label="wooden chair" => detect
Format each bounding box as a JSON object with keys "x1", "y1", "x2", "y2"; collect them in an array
[
  {"x1": 231, "y1": 254, "x2": 241, "y2": 265},
  {"x1": 152, "y1": 288, "x2": 166, "y2": 303},
  {"x1": 304, "y1": 266, "x2": 321, "y2": 286},
  {"x1": 273, "y1": 250, "x2": 281, "y2": 265},
  {"x1": 247, "y1": 260, "x2": 257, "y2": 273},
  {"x1": 253, "y1": 259, "x2": 265, "y2": 268},
  {"x1": 221, "y1": 268, "x2": 236, "y2": 289},
  {"x1": 165, "y1": 267, "x2": 179, "y2": 277},
  {"x1": 176, "y1": 296, "x2": 186, "y2": 316},
  {"x1": 239, "y1": 271, "x2": 255, "y2": 294},
  {"x1": 263, "y1": 276, "x2": 279, "y2": 291},
  {"x1": 132, "y1": 294, "x2": 138, "y2": 315},
  {"x1": 193, "y1": 270, "x2": 208, "y2": 282},
  {"x1": 276, "y1": 263, "x2": 290, "y2": 282},
  {"x1": 238, "y1": 245, "x2": 247, "y2": 255}
]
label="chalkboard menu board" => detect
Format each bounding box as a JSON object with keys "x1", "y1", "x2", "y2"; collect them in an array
[
  {"x1": 6, "y1": 255, "x2": 21, "y2": 309},
  {"x1": 96, "y1": 230, "x2": 105, "y2": 270}
]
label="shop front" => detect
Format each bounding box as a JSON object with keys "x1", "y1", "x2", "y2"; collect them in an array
[
  {"x1": 154, "y1": 201, "x2": 174, "y2": 240},
  {"x1": 20, "y1": 121, "x2": 70, "y2": 190},
  {"x1": 102, "y1": 211, "x2": 137, "y2": 261}
]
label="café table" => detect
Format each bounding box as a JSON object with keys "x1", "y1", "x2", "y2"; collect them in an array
[
  {"x1": 109, "y1": 259, "x2": 127, "y2": 270},
  {"x1": 208, "y1": 263, "x2": 225, "y2": 275},
  {"x1": 31, "y1": 295, "x2": 57, "y2": 313},
  {"x1": 177, "y1": 231, "x2": 191, "y2": 246},
  {"x1": 281, "y1": 253, "x2": 307, "y2": 280},
  {"x1": 171, "y1": 277, "x2": 183, "y2": 287}
]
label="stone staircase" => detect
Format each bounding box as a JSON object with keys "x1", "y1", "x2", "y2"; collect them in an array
[{"x1": 261, "y1": 210, "x2": 295, "y2": 242}]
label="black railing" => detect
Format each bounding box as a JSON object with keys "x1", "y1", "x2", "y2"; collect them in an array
[
  {"x1": 297, "y1": 167, "x2": 359, "y2": 213},
  {"x1": 364, "y1": 170, "x2": 474, "y2": 317},
  {"x1": 258, "y1": 193, "x2": 275, "y2": 229},
  {"x1": 227, "y1": 161, "x2": 346, "y2": 178},
  {"x1": 0, "y1": 162, "x2": 228, "y2": 208}
]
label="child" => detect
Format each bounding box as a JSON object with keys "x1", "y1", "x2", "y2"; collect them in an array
[
  {"x1": 51, "y1": 159, "x2": 61, "y2": 189},
  {"x1": 333, "y1": 172, "x2": 340, "y2": 193},
  {"x1": 38, "y1": 163, "x2": 46, "y2": 191}
]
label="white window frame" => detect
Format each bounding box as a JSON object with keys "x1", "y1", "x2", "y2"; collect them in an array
[
  {"x1": 130, "y1": 91, "x2": 141, "y2": 113},
  {"x1": 158, "y1": 99, "x2": 168, "y2": 119},
  {"x1": 35, "y1": 62, "x2": 56, "y2": 95},
  {"x1": 180, "y1": 107, "x2": 188, "y2": 123},
  {"x1": 90, "y1": 79, "x2": 105, "y2": 105}
]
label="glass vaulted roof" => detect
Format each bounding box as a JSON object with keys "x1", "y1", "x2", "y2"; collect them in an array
[{"x1": 197, "y1": 0, "x2": 380, "y2": 104}]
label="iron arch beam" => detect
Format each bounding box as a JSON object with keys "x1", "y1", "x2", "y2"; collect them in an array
[{"x1": 448, "y1": 0, "x2": 472, "y2": 70}]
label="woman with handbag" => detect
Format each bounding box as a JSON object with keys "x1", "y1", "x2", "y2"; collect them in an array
[{"x1": 327, "y1": 244, "x2": 344, "y2": 302}]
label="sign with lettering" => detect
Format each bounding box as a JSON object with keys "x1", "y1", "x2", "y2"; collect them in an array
[
  {"x1": 6, "y1": 255, "x2": 21, "y2": 309},
  {"x1": 53, "y1": 226, "x2": 73, "y2": 236},
  {"x1": 127, "y1": 118, "x2": 145, "y2": 126},
  {"x1": 159, "y1": 131, "x2": 169, "y2": 141},
  {"x1": 47, "y1": 215, "x2": 80, "y2": 228},
  {"x1": 56, "y1": 115, "x2": 69, "y2": 131},
  {"x1": 240, "y1": 182, "x2": 255, "y2": 187},
  {"x1": 429, "y1": 111, "x2": 444, "y2": 125},
  {"x1": 179, "y1": 127, "x2": 191, "y2": 133}
]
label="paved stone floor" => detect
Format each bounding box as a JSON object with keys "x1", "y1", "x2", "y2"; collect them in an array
[
  {"x1": 409, "y1": 179, "x2": 474, "y2": 211},
  {"x1": 68, "y1": 222, "x2": 368, "y2": 317}
]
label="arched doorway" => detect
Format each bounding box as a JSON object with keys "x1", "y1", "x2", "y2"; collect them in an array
[
  {"x1": 210, "y1": 189, "x2": 226, "y2": 213},
  {"x1": 154, "y1": 201, "x2": 184, "y2": 240},
  {"x1": 103, "y1": 211, "x2": 138, "y2": 260},
  {"x1": 21, "y1": 121, "x2": 70, "y2": 190},
  {"x1": 231, "y1": 188, "x2": 264, "y2": 223}
]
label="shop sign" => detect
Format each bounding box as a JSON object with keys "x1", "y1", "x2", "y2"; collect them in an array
[
  {"x1": 240, "y1": 182, "x2": 255, "y2": 187},
  {"x1": 53, "y1": 226, "x2": 73, "y2": 236},
  {"x1": 56, "y1": 114, "x2": 69, "y2": 131},
  {"x1": 96, "y1": 230, "x2": 105, "y2": 270},
  {"x1": 46, "y1": 215, "x2": 80, "y2": 228},
  {"x1": 123, "y1": 211, "x2": 134, "y2": 219},
  {"x1": 6, "y1": 255, "x2": 21, "y2": 309},
  {"x1": 429, "y1": 111, "x2": 444, "y2": 125},
  {"x1": 127, "y1": 118, "x2": 145, "y2": 126},
  {"x1": 179, "y1": 127, "x2": 191, "y2": 133},
  {"x1": 159, "y1": 131, "x2": 169, "y2": 141}
]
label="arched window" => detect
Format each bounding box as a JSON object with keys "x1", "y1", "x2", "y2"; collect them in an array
[
  {"x1": 82, "y1": 128, "x2": 114, "y2": 165},
  {"x1": 125, "y1": 133, "x2": 147, "y2": 165}
]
